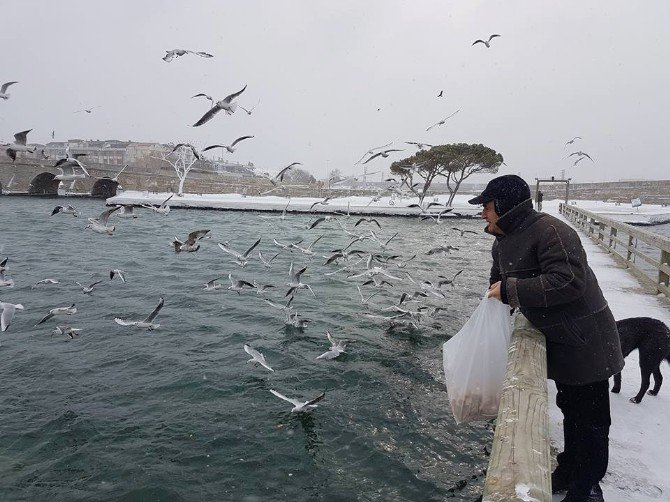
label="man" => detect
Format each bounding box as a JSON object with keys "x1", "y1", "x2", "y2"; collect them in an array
[{"x1": 469, "y1": 174, "x2": 624, "y2": 502}]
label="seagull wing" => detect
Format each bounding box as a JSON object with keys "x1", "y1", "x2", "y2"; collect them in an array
[
  {"x1": 244, "y1": 344, "x2": 262, "y2": 360},
  {"x1": 305, "y1": 392, "x2": 326, "y2": 406},
  {"x1": 98, "y1": 206, "x2": 120, "y2": 226},
  {"x1": 1, "y1": 304, "x2": 17, "y2": 332},
  {"x1": 218, "y1": 242, "x2": 241, "y2": 258},
  {"x1": 472, "y1": 39, "x2": 486, "y2": 46},
  {"x1": 230, "y1": 135, "x2": 254, "y2": 147},
  {"x1": 222, "y1": 85, "x2": 248, "y2": 104},
  {"x1": 193, "y1": 106, "x2": 222, "y2": 127},
  {"x1": 36, "y1": 312, "x2": 55, "y2": 325},
  {"x1": 195, "y1": 51, "x2": 214, "y2": 58},
  {"x1": 270, "y1": 389, "x2": 302, "y2": 407},
  {"x1": 202, "y1": 145, "x2": 224, "y2": 152},
  {"x1": 362, "y1": 152, "x2": 382, "y2": 164},
  {"x1": 187, "y1": 229, "x2": 210, "y2": 243},
  {"x1": 143, "y1": 297, "x2": 164, "y2": 323},
  {"x1": 243, "y1": 237, "x2": 262, "y2": 257},
  {"x1": 114, "y1": 318, "x2": 138, "y2": 326},
  {"x1": 1, "y1": 81, "x2": 18, "y2": 93},
  {"x1": 488, "y1": 34, "x2": 501, "y2": 41},
  {"x1": 13, "y1": 129, "x2": 31, "y2": 145}
]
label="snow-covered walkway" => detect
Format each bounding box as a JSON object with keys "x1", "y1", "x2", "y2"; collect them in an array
[{"x1": 545, "y1": 200, "x2": 670, "y2": 502}]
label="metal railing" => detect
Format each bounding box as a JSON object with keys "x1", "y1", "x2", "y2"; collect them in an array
[
  {"x1": 482, "y1": 314, "x2": 551, "y2": 501},
  {"x1": 560, "y1": 203, "x2": 670, "y2": 296}
]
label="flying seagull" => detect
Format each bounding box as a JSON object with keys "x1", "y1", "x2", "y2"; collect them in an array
[
  {"x1": 0, "y1": 301, "x2": 25, "y2": 332},
  {"x1": 32, "y1": 278, "x2": 59, "y2": 288},
  {"x1": 269, "y1": 389, "x2": 325, "y2": 413},
  {"x1": 275, "y1": 162, "x2": 302, "y2": 182},
  {"x1": 110, "y1": 269, "x2": 126, "y2": 282},
  {"x1": 172, "y1": 143, "x2": 201, "y2": 160},
  {"x1": 172, "y1": 229, "x2": 210, "y2": 253},
  {"x1": 355, "y1": 142, "x2": 393, "y2": 164},
  {"x1": 426, "y1": 109, "x2": 460, "y2": 131},
  {"x1": 75, "y1": 280, "x2": 103, "y2": 294},
  {"x1": 240, "y1": 99, "x2": 260, "y2": 115},
  {"x1": 114, "y1": 297, "x2": 164, "y2": 330},
  {"x1": 74, "y1": 106, "x2": 100, "y2": 114},
  {"x1": 51, "y1": 326, "x2": 82, "y2": 339},
  {"x1": 315, "y1": 331, "x2": 348, "y2": 360},
  {"x1": 163, "y1": 49, "x2": 213, "y2": 62},
  {"x1": 51, "y1": 205, "x2": 79, "y2": 217},
  {"x1": 227, "y1": 274, "x2": 256, "y2": 294},
  {"x1": 203, "y1": 135, "x2": 254, "y2": 154},
  {"x1": 565, "y1": 136, "x2": 582, "y2": 146},
  {"x1": 362, "y1": 149, "x2": 403, "y2": 164},
  {"x1": 85, "y1": 206, "x2": 121, "y2": 235},
  {"x1": 217, "y1": 237, "x2": 262, "y2": 267},
  {"x1": 0, "y1": 81, "x2": 19, "y2": 100},
  {"x1": 192, "y1": 93, "x2": 215, "y2": 108},
  {"x1": 472, "y1": 34, "x2": 501, "y2": 48},
  {"x1": 192, "y1": 85, "x2": 247, "y2": 126},
  {"x1": 3, "y1": 129, "x2": 36, "y2": 162},
  {"x1": 35, "y1": 304, "x2": 77, "y2": 326},
  {"x1": 437, "y1": 90, "x2": 443, "y2": 98},
  {"x1": 244, "y1": 344, "x2": 274, "y2": 372},
  {"x1": 142, "y1": 193, "x2": 174, "y2": 215},
  {"x1": 569, "y1": 151, "x2": 593, "y2": 162},
  {"x1": 405, "y1": 141, "x2": 433, "y2": 150}
]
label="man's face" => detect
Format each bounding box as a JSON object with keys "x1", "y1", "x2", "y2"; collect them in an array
[{"x1": 481, "y1": 200, "x2": 500, "y2": 233}]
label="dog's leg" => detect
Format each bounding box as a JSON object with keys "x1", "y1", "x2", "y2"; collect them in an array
[
  {"x1": 648, "y1": 366, "x2": 663, "y2": 396},
  {"x1": 611, "y1": 373, "x2": 621, "y2": 394},
  {"x1": 631, "y1": 366, "x2": 653, "y2": 403}
]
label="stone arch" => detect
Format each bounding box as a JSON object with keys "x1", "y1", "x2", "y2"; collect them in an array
[
  {"x1": 28, "y1": 172, "x2": 59, "y2": 195},
  {"x1": 91, "y1": 178, "x2": 119, "y2": 198}
]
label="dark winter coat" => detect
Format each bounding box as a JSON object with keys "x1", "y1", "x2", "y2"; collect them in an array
[{"x1": 488, "y1": 199, "x2": 624, "y2": 385}]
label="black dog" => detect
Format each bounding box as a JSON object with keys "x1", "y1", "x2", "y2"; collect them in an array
[{"x1": 611, "y1": 317, "x2": 670, "y2": 403}]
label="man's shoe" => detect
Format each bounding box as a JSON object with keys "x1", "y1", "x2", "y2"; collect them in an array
[{"x1": 560, "y1": 483, "x2": 604, "y2": 502}]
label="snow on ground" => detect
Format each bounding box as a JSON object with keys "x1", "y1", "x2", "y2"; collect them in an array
[
  {"x1": 544, "y1": 203, "x2": 670, "y2": 502},
  {"x1": 108, "y1": 190, "x2": 670, "y2": 499}
]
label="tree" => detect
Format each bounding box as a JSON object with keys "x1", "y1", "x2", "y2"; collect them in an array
[
  {"x1": 153, "y1": 145, "x2": 198, "y2": 195},
  {"x1": 390, "y1": 143, "x2": 503, "y2": 206},
  {"x1": 282, "y1": 167, "x2": 316, "y2": 184}
]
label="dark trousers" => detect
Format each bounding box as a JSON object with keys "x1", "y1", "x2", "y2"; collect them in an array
[{"x1": 555, "y1": 380, "x2": 611, "y2": 499}]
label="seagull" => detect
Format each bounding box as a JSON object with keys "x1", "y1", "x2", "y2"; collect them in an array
[
  {"x1": 204, "y1": 277, "x2": 224, "y2": 290},
  {"x1": 54, "y1": 146, "x2": 89, "y2": 174},
  {"x1": 239, "y1": 99, "x2": 260, "y2": 115},
  {"x1": 51, "y1": 205, "x2": 79, "y2": 217},
  {"x1": 425, "y1": 245, "x2": 459, "y2": 255},
  {"x1": 0, "y1": 81, "x2": 18, "y2": 100},
  {"x1": 142, "y1": 193, "x2": 174, "y2": 215},
  {"x1": 309, "y1": 197, "x2": 333, "y2": 211},
  {"x1": 163, "y1": 49, "x2": 213, "y2": 62},
  {"x1": 437, "y1": 90, "x2": 444, "y2": 98},
  {"x1": 396, "y1": 254, "x2": 416, "y2": 269},
  {"x1": 316, "y1": 331, "x2": 348, "y2": 360},
  {"x1": 252, "y1": 282, "x2": 276, "y2": 295},
  {"x1": 437, "y1": 270, "x2": 463, "y2": 287},
  {"x1": 0, "y1": 258, "x2": 13, "y2": 287},
  {"x1": 75, "y1": 280, "x2": 103, "y2": 294},
  {"x1": 192, "y1": 93, "x2": 215, "y2": 108},
  {"x1": 203, "y1": 135, "x2": 254, "y2": 154},
  {"x1": 244, "y1": 344, "x2": 274, "y2": 372},
  {"x1": 172, "y1": 143, "x2": 201, "y2": 160},
  {"x1": 110, "y1": 269, "x2": 126, "y2": 282},
  {"x1": 405, "y1": 141, "x2": 433, "y2": 150},
  {"x1": 420, "y1": 208, "x2": 454, "y2": 224},
  {"x1": 472, "y1": 34, "x2": 501, "y2": 48},
  {"x1": 355, "y1": 142, "x2": 393, "y2": 164},
  {"x1": 362, "y1": 149, "x2": 403, "y2": 164},
  {"x1": 172, "y1": 229, "x2": 210, "y2": 253},
  {"x1": 3, "y1": 129, "x2": 36, "y2": 162},
  {"x1": 451, "y1": 227, "x2": 478, "y2": 237},
  {"x1": 308, "y1": 216, "x2": 338, "y2": 230},
  {"x1": 227, "y1": 274, "x2": 256, "y2": 294},
  {"x1": 0, "y1": 301, "x2": 25, "y2": 332},
  {"x1": 114, "y1": 297, "x2": 164, "y2": 330},
  {"x1": 32, "y1": 278, "x2": 59, "y2": 288},
  {"x1": 565, "y1": 136, "x2": 582, "y2": 146},
  {"x1": 117, "y1": 205, "x2": 138, "y2": 219},
  {"x1": 192, "y1": 85, "x2": 247, "y2": 126},
  {"x1": 269, "y1": 389, "x2": 325, "y2": 413},
  {"x1": 289, "y1": 235, "x2": 323, "y2": 258},
  {"x1": 354, "y1": 217, "x2": 381, "y2": 229},
  {"x1": 572, "y1": 157, "x2": 585, "y2": 166},
  {"x1": 258, "y1": 251, "x2": 280, "y2": 268},
  {"x1": 286, "y1": 262, "x2": 316, "y2": 297},
  {"x1": 85, "y1": 206, "x2": 121, "y2": 235},
  {"x1": 35, "y1": 304, "x2": 77, "y2": 326},
  {"x1": 426, "y1": 109, "x2": 460, "y2": 131},
  {"x1": 569, "y1": 151, "x2": 594, "y2": 161},
  {"x1": 51, "y1": 325, "x2": 82, "y2": 339},
  {"x1": 274, "y1": 162, "x2": 302, "y2": 182},
  {"x1": 217, "y1": 237, "x2": 261, "y2": 267},
  {"x1": 369, "y1": 230, "x2": 399, "y2": 250},
  {"x1": 74, "y1": 106, "x2": 100, "y2": 114},
  {"x1": 356, "y1": 285, "x2": 379, "y2": 306},
  {"x1": 273, "y1": 238, "x2": 302, "y2": 252}
]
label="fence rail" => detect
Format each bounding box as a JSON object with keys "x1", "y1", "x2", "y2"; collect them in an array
[{"x1": 559, "y1": 203, "x2": 670, "y2": 296}]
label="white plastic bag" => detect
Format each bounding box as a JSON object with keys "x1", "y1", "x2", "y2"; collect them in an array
[{"x1": 442, "y1": 296, "x2": 513, "y2": 424}]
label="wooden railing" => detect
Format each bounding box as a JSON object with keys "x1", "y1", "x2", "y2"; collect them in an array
[
  {"x1": 560, "y1": 203, "x2": 670, "y2": 296},
  {"x1": 482, "y1": 314, "x2": 551, "y2": 501}
]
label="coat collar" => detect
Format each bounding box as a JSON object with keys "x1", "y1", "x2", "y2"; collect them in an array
[{"x1": 484, "y1": 198, "x2": 536, "y2": 237}]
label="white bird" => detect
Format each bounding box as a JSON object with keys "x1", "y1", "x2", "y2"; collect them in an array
[
  {"x1": 3, "y1": 129, "x2": 36, "y2": 162},
  {"x1": 172, "y1": 229, "x2": 210, "y2": 253},
  {"x1": 274, "y1": 162, "x2": 302, "y2": 182},
  {"x1": 227, "y1": 274, "x2": 256, "y2": 294},
  {"x1": 269, "y1": 389, "x2": 325, "y2": 413},
  {"x1": 163, "y1": 49, "x2": 213, "y2": 62},
  {"x1": 289, "y1": 235, "x2": 323, "y2": 257},
  {"x1": 51, "y1": 325, "x2": 82, "y2": 339},
  {"x1": 355, "y1": 142, "x2": 393, "y2": 164},
  {"x1": 405, "y1": 141, "x2": 433, "y2": 150},
  {"x1": 472, "y1": 34, "x2": 501, "y2": 48},
  {"x1": 565, "y1": 136, "x2": 582, "y2": 146},
  {"x1": 356, "y1": 285, "x2": 380, "y2": 306},
  {"x1": 192, "y1": 85, "x2": 247, "y2": 126},
  {"x1": 569, "y1": 151, "x2": 594, "y2": 162},
  {"x1": 240, "y1": 99, "x2": 260, "y2": 115},
  {"x1": 51, "y1": 204, "x2": 79, "y2": 217},
  {"x1": 203, "y1": 135, "x2": 254, "y2": 154},
  {"x1": 0, "y1": 81, "x2": 18, "y2": 100},
  {"x1": 252, "y1": 282, "x2": 276, "y2": 295},
  {"x1": 54, "y1": 146, "x2": 89, "y2": 175},
  {"x1": 75, "y1": 280, "x2": 103, "y2": 294},
  {"x1": 35, "y1": 304, "x2": 77, "y2": 326},
  {"x1": 316, "y1": 331, "x2": 348, "y2": 360},
  {"x1": 85, "y1": 206, "x2": 120, "y2": 235},
  {"x1": 110, "y1": 269, "x2": 126, "y2": 282},
  {"x1": 244, "y1": 344, "x2": 274, "y2": 372},
  {"x1": 32, "y1": 278, "x2": 59, "y2": 288},
  {"x1": 0, "y1": 301, "x2": 25, "y2": 332},
  {"x1": 362, "y1": 149, "x2": 403, "y2": 164},
  {"x1": 286, "y1": 262, "x2": 316, "y2": 297},
  {"x1": 117, "y1": 205, "x2": 139, "y2": 219},
  {"x1": 217, "y1": 237, "x2": 261, "y2": 267},
  {"x1": 204, "y1": 277, "x2": 224, "y2": 290},
  {"x1": 426, "y1": 110, "x2": 460, "y2": 131},
  {"x1": 74, "y1": 106, "x2": 100, "y2": 114},
  {"x1": 258, "y1": 251, "x2": 280, "y2": 268},
  {"x1": 142, "y1": 193, "x2": 174, "y2": 215},
  {"x1": 114, "y1": 297, "x2": 164, "y2": 330},
  {"x1": 171, "y1": 143, "x2": 201, "y2": 160},
  {"x1": 396, "y1": 254, "x2": 416, "y2": 269}
]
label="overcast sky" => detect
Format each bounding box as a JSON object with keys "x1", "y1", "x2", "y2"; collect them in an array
[{"x1": 1, "y1": 1, "x2": 669, "y2": 183}]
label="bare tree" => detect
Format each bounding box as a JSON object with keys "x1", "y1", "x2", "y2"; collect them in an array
[{"x1": 152, "y1": 145, "x2": 198, "y2": 195}]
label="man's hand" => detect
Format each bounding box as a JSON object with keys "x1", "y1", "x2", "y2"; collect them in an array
[{"x1": 487, "y1": 280, "x2": 501, "y2": 300}]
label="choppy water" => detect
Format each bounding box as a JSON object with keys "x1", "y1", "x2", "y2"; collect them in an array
[{"x1": 0, "y1": 196, "x2": 494, "y2": 501}]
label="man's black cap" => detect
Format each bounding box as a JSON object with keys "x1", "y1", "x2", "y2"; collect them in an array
[{"x1": 468, "y1": 174, "x2": 531, "y2": 215}]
